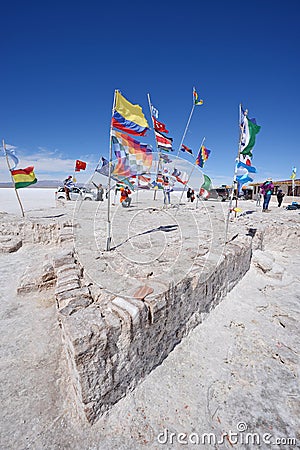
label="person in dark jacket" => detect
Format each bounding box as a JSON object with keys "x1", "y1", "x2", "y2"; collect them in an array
[{"x1": 276, "y1": 189, "x2": 285, "y2": 207}]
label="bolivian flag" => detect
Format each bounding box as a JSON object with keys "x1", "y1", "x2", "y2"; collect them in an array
[{"x1": 11, "y1": 166, "x2": 37, "y2": 189}]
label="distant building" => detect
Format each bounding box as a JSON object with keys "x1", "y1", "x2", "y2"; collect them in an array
[{"x1": 250, "y1": 179, "x2": 300, "y2": 197}]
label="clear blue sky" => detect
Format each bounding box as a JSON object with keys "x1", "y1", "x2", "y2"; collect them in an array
[{"x1": 1, "y1": 0, "x2": 299, "y2": 187}]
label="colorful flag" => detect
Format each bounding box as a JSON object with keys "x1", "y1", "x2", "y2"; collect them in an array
[
  {"x1": 193, "y1": 87, "x2": 203, "y2": 105},
  {"x1": 155, "y1": 130, "x2": 173, "y2": 152},
  {"x1": 172, "y1": 168, "x2": 188, "y2": 185},
  {"x1": 1, "y1": 144, "x2": 19, "y2": 170},
  {"x1": 181, "y1": 144, "x2": 193, "y2": 155},
  {"x1": 291, "y1": 166, "x2": 297, "y2": 179},
  {"x1": 199, "y1": 174, "x2": 212, "y2": 198},
  {"x1": 240, "y1": 106, "x2": 261, "y2": 158},
  {"x1": 236, "y1": 161, "x2": 257, "y2": 173},
  {"x1": 196, "y1": 146, "x2": 211, "y2": 168},
  {"x1": 11, "y1": 166, "x2": 37, "y2": 189},
  {"x1": 75, "y1": 159, "x2": 87, "y2": 171},
  {"x1": 152, "y1": 117, "x2": 169, "y2": 134},
  {"x1": 111, "y1": 130, "x2": 153, "y2": 175},
  {"x1": 201, "y1": 174, "x2": 212, "y2": 191},
  {"x1": 111, "y1": 91, "x2": 149, "y2": 136},
  {"x1": 159, "y1": 153, "x2": 172, "y2": 164},
  {"x1": 95, "y1": 157, "x2": 114, "y2": 177},
  {"x1": 151, "y1": 105, "x2": 159, "y2": 119}
]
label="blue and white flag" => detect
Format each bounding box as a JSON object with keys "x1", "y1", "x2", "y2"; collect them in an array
[{"x1": 1, "y1": 144, "x2": 19, "y2": 169}]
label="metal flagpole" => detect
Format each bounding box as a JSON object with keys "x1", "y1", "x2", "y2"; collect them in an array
[
  {"x1": 175, "y1": 103, "x2": 195, "y2": 161},
  {"x1": 3, "y1": 139, "x2": 25, "y2": 217},
  {"x1": 224, "y1": 104, "x2": 246, "y2": 243},
  {"x1": 176, "y1": 137, "x2": 205, "y2": 212},
  {"x1": 106, "y1": 89, "x2": 117, "y2": 251},
  {"x1": 147, "y1": 93, "x2": 161, "y2": 201}
]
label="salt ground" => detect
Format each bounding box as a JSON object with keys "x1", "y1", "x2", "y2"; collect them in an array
[{"x1": 0, "y1": 188, "x2": 299, "y2": 449}]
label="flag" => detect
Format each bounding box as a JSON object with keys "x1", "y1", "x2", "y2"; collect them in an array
[
  {"x1": 1, "y1": 144, "x2": 19, "y2": 170},
  {"x1": 201, "y1": 174, "x2": 212, "y2": 191},
  {"x1": 152, "y1": 117, "x2": 169, "y2": 134},
  {"x1": 240, "y1": 106, "x2": 261, "y2": 158},
  {"x1": 151, "y1": 105, "x2": 159, "y2": 119},
  {"x1": 193, "y1": 87, "x2": 203, "y2": 105},
  {"x1": 172, "y1": 168, "x2": 188, "y2": 185},
  {"x1": 236, "y1": 161, "x2": 257, "y2": 173},
  {"x1": 181, "y1": 144, "x2": 193, "y2": 155},
  {"x1": 95, "y1": 157, "x2": 114, "y2": 177},
  {"x1": 11, "y1": 166, "x2": 37, "y2": 189},
  {"x1": 196, "y1": 146, "x2": 211, "y2": 168},
  {"x1": 75, "y1": 159, "x2": 87, "y2": 171},
  {"x1": 159, "y1": 153, "x2": 172, "y2": 164},
  {"x1": 111, "y1": 91, "x2": 149, "y2": 136},
  {"x1": 111, "y1": 130, "x2": 153, "y2": 174},
  {"x1": 155, "y1": 130, "x2": 173, "y2": 152},
  {"x1": 291, "y1": 166, "x2": 297, "y2": 179}
]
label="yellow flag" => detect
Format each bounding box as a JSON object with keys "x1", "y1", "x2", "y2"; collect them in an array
[{"x1": 115, "y1": 91, "x2": 149, "y2": 128}]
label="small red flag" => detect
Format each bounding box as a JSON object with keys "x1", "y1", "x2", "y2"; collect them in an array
[
  {"x1": 152, "y1": 117, "x2": 169, "y2": 134},
  {"x1": 75, "y1": 160, "x2": 87, "y2": 171}
]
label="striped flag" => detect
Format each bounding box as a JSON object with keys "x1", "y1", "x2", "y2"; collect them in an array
[
  {"x1": 181, "y1": 144, "x2": 193, "y2": 155},
  {"x1": 11, "y1": 166, "x2": 37, "y2": 189},
  {"x1": 155, "y1": 130, "x2": 173, "y2": 152}
]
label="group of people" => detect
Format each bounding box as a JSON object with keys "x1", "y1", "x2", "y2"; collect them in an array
[{"x1": 256, "y1": 178, "x2": 285, "y2": 211}]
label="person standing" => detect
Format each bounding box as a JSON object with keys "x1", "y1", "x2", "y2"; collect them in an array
[
  {"x1": 120, "y1": 186, "x2": 132, "y2": 207},
  {"x1": 187, "y1": 188, "x2": 192, "y2": 202},
  {"x1": 63, "y1": 176, "x2": 74, "y2": 201},
  {"x1": 92, "y1": 182, "x2": 104, "y2": 201},
  {"x1": 256, "y1": 190, "x2": 262, "y2": 207},
  {"x1": 260, "y1": 178, "x2": 274, "y2": 212},
  {"x1": 276, "y1": 189, "x2": 285, "y2": 207}
]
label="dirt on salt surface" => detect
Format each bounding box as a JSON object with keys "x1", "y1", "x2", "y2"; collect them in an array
[{"x1": 0, "y1": 191, "x2": 300, "y2": 449}]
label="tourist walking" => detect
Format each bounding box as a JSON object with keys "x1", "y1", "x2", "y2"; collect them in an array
[
  {"x1": 260, "y1": 178, "x2": 274, "y2": 212},
  {"x1": 276, "y1": 189, "x2": 285, "y2": 207}
]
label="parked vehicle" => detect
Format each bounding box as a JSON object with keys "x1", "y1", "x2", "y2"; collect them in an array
[{"x1": 55, "y1": 186, "x2": 96, "y2": 201}]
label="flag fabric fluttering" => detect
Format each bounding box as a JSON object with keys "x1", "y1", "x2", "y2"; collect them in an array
[
  {"x1": 154, "y1": 130, "x2": 173, "y2": 152},
  {"x1": 291, "y1": 166, "x2": 297, "y2": 179},
  {"x1": 196, "y1": 146, "x2": 211, "y2": 168},
  {"x1": 199, "y1": 174, "x2": 212, "y2": 198},
  {"x1": 237, "y1": 105, "x2": 260, "y2": 189},
  {"x1": 11, "y1": 166, "x2": 37, "y2": 189},
  {"x1": 111, "y1": 130, "x2": 153, "y2": 175},
  {"x1": 151, "y1": 105, "x2": 159, "y2": 119},
  {"x1": 75, "y1": 159, "x2": 87, "y2": 171},
  {"x1": 1, "y1": 144, "x2": 19, "y2": 170},
  {"x1": 152, "y1": 117, "x2": 169, "y2": 134},
  {"x1": 95, "y1": 157, "x2": 114, "y2": 177},
  {"x1": 111, "y1": 91, "x2": 149, "y2": 136},
  {"x1": 193, "y1": 87, "x2": 203, "y2": 106},
  {"x1": 180, "y1": 144, "x2": 193, "y2": 155},
  {"x1": 159, "y1": 153, "x2": 173, "y2": 164},
  {"x1": 171, "y1": 168, "x2": 188, "y2": 185},
  {"x1": 240, "y1": 106, "x2": 261, "y2": 158}
]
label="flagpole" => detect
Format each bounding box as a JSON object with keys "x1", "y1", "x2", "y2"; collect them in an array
[
  {"x1": 175, "y1": 137, "x2": 205, "y2": 212},
  {"x1": 3, "y1": 139, "x2": 25, "y2": 217},
  {"x1": 224, "y1": 104, "x2": 245, "y2": 243},
  {"x1": 106, "y1": 89, "x2": 117, "y2": 251},
  {"x1": 175, "y1": 103, "x2": 195, "y2": 161},
  {"x1": 147, "y1": 93, "x2": 161, "y2": 201}
]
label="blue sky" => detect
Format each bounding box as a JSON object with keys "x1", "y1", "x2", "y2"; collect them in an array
[{"x1": 1, "y1": 0, "x2": 299, "y2": 188}]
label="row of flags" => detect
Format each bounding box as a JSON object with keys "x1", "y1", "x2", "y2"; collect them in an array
[{"x1": 103, "y1": 88, "x2": 211, "y2": 192}]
